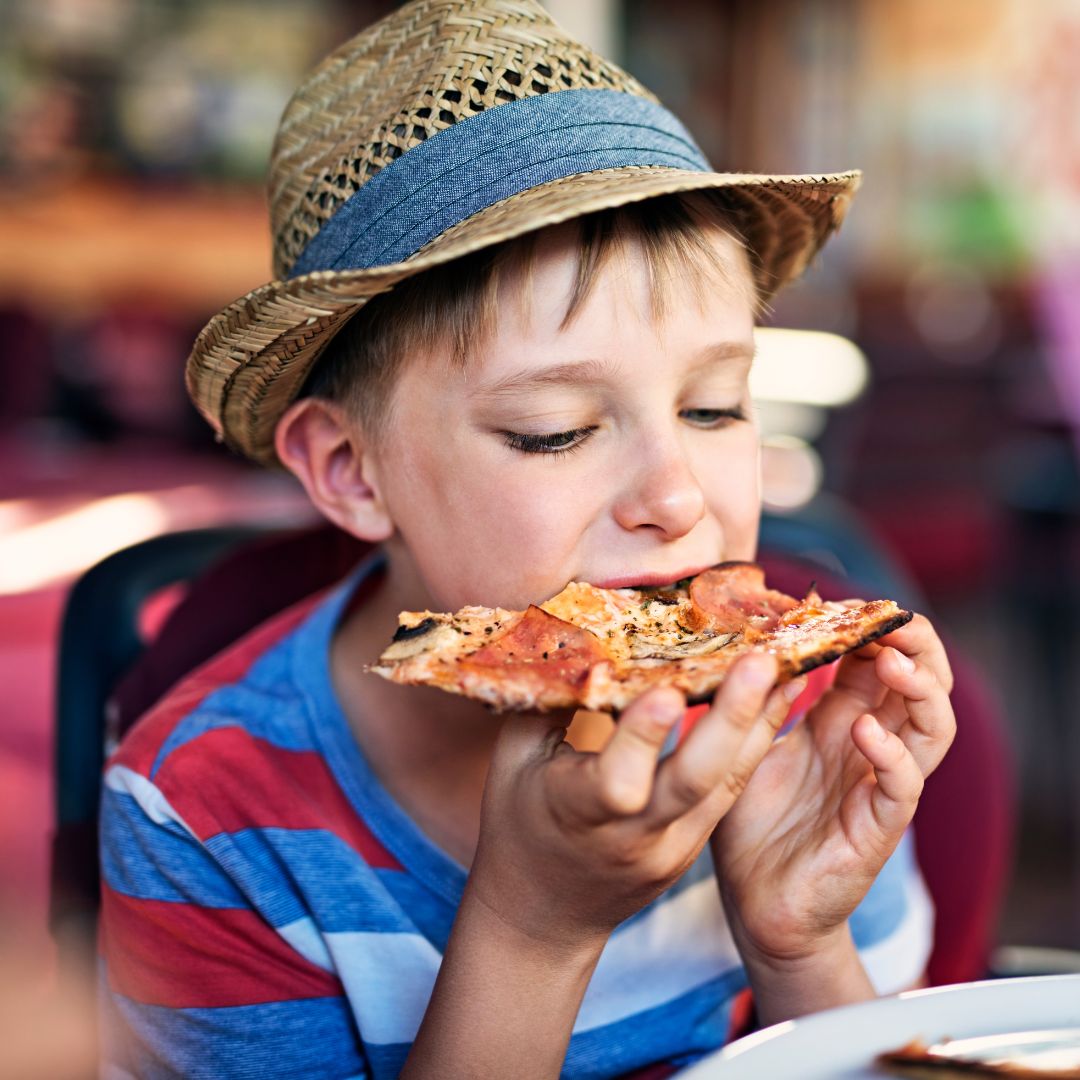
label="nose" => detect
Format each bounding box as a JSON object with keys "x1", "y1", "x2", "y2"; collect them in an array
[{"x1": 611, "y1": 437, "x2": 707, "y2": 539}]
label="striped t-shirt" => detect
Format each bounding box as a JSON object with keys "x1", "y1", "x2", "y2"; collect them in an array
[{"x1": 99, "y1": 555, "x2": 934, "y2": 1079}]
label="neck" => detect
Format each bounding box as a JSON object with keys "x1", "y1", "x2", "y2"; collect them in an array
[
  {"x1": 328, "y1": 538, "x2": 614, "y2": 866},
  {"x1": 329, "y1": 539, "x2": 504, "y2": 864}
]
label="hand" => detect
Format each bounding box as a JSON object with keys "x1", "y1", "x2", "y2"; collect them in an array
[
  {"x1": 711, "y1": 612, "x2": 956, "y2": 967},
  {"x1": 467, "y1": 653, "x2": 804, "y2": 950}
]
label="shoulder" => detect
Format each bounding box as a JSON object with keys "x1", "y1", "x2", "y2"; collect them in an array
[{"x1": 105, "y1": 590, "x2": 327, "y2": 841}]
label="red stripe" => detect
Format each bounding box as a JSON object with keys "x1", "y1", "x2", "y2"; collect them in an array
[
  {"x1": 678, "y1": 661, "x2": 837, "y2": 738},
  {"x1": 101, "y1": 884, "x2": 342, "y2": 1008},
  {"x1": 154, "y1": 726, "x2": 402, "y2": 870},
  {"x1": 111, "y1": 593, "x2": 326, "y2": 778},
  {"x1": 726, "y1": 987, "x2": 756, "y2": 1042}
]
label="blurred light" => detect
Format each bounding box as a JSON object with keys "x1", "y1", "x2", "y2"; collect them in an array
[
  {"x1": 0, "y1": 499, "x2": 38, "y2": 536},
  {"x1": 0, "y1": 493, "x2": 170, "y2": 595},
  {"x1": 905, "y1": 261, "x2": 1002, "y2": 363},
  {"x1": 761, "y1": 435, "x2": 823, "y2": 511},
  {"x1": 543, "y1": 0, "x2": 620, "y2": 60},
  {"x1": 751, "y1": 328, "x2": 869, "y2": 406},
  {"x1": 753, "y1": 400, "x2": 828, "y2": 442}
]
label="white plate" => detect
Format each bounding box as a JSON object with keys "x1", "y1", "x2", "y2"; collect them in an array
[{"x1": 681, "y1": 975, "x2": 1080, "y2": 1079}]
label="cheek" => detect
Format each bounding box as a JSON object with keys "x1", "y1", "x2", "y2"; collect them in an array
[
  {"x1": 700, "y1": 427, "x2": 761, "y2": 558},
  {"x1": 380, "y1": 442, "x2": 597, "y2": 608}
]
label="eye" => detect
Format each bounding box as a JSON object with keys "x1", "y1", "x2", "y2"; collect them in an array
[
  {"x1": 502, "y1": 426, "x2": 597, "y2": 456},
  {"x1": 680, "y1": 406, "x2": 749, "y2": 428}
]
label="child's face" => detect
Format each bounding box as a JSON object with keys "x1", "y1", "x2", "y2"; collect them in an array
[{"x1": 371, "y1": 223, "x2": 760, "y2": 612}]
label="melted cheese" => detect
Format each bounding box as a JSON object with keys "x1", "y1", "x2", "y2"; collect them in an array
[{"x1": 542, "y1": 582, "x2": 733, "y2": 660}]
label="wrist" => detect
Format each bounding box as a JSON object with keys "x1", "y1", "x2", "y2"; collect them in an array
[
  {"x1": 460, "y1": 864, "x2": 611, "y2": 964},
  {"x1": 403, "y1": 875, "x2": 608, "y2": 1080},
  {"x1": 733, "y1": 919, "x2": 854, "y2": 975},
  {"x1": 733, "y1": 922, "x2": 875, "y2": 1027}
]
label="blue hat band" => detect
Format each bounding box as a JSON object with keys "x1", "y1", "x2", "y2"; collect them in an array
[{"x1": 287, "y1": 88, "x2": 712, "y2": 279}]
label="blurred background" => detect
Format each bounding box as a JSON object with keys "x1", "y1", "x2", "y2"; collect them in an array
[{"x1": 1, "y1": 0, "x2": 1078, "y2": 1068}]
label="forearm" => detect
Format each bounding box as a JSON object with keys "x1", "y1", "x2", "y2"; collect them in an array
[
  {"x1": 401, "y1": 879, "x2": 606, "y2": 1080},
  {"x1": 736, "y1": 923, "x2": 876, "y2": 1029}
]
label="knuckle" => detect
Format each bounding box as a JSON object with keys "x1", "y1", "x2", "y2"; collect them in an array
[
  {"x1": 888, "y1": 751, "x2": 924, "y2": 803},
  {"x1": 725, "y1": 695, "x2": 765, "y2": 733},
  {"x1": 722, "y1": 765, "x2": 752, "y2": 802},
  {"x1": 607, "y1": 831, "x2": 647, "y2": 870},
  {"x1": 765, "y1": 688, "x2": 797, "y2": 728},
  {"x1": 942, "y1": 663, "x2": 956, "y2": 695},
  {"x1": 903, "y1": 771, "x2": 925, "y2": 808},
  {"x1": 906, "y1": 663, "x2": 934, "y2": 697},
  {"x1": 598, "y1": 775, "x2": 648, "y2": 817},
  {"x1": 667, "y1": 768, "x2": 714, "y2": 807},
  {"x1": 622, "y1": 715, "x2": 670, "y2": 751}
]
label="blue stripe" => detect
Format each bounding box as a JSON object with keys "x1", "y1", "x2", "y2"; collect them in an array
[
  {"x1": 364, "y1": 1041, "x2": 411, "y2": 1079},
  {"x1": 850, "y1": 830, "x2": 915, "y2": 948},
  {"x1": 149, "y1": 563, "x2": 381, "y2": 779},
  {"x1": 565, "y1": 969, "x2": 745, "y2": 1079},
  {"x1": 345, "y1": 934, "x2": 745, "y2": 1079},
  {"x1": 204, "y1": 828, "x2": 419, "y2": 935},
  {"x1": 103, "y1": 981, "x2": 366, "y2": 1080},
  {"x1": 288, "y1": 88, "x2": 710, "y2": 277},
  {"x1": 100, "y1": 788, "x2": 247, "y2": 909},
  {"x1": 151, "y1": 686, "x2": 317, "y2": 780},
  {"x1": 373, "y1": 867, "x2": 455, "y2": 952}
]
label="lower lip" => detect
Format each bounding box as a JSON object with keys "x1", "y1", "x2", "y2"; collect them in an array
[{"x1": 592, "y1": 568, "x2": 710, "y2": 589}]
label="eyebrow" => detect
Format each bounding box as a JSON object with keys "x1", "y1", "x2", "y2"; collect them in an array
[{"x1": 471, "y1": 341, "x2": 755, "y2": 398}]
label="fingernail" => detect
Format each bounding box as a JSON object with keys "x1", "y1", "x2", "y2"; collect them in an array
[
  {"x1": 892, "y1": 649, "x2": 915, "y2": 674},
  {"x1": 740, "y1": 654, "x2": 778, "y2": 688},
  {"x1": 873, "y1": 717, "x2": 889, "y2": 742},
  {"x1": 648, "y1": 687, "x2": 685, "y2": 722},
  {"x1": 782, "y1": 678, "x2": 806, "y2": 702}
]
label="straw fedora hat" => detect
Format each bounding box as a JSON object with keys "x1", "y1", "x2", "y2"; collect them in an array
[{"x1": 186, "y1": 0, "x2": 860, "y2": 464}]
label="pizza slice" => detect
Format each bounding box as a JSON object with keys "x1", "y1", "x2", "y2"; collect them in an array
[{"x1": 370, "y1": 562, "x2": 913, "y2": 713}]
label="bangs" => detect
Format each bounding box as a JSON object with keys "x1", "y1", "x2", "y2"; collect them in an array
[{"x1": 300, "y1": 191, "x2": 758, "y2": 432}]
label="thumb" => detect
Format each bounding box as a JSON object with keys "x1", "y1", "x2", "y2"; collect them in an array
[{"x1": 490, "y1": 707, "x2": 578, "y2": 775}]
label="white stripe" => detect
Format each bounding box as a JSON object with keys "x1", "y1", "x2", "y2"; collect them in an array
[
  {"x1": 575, "y1": 876, "x2": 741, "y2": 1033},
  {"x1": 103, "y1": 764, "x2": 197, "y2": 838},
  {"x1": 314, "y1": 870, "x2": 930, "y2": 1046},
  {"x1": 859, "y1": 866, "x2": 936, "y2": 994},
  {"x1": 326, "y1": 931, "x2": 442, "y2": 1045},
  {"x1": 277, "y1": 916, "x2": 335, "y2": 972}
]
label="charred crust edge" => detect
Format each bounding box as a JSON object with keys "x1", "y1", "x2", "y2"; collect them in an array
[
  {"x1": 680, "y1": 608, "x2": 914, "y2": 705},
  {"x1": 783, "y1": 609, "x2": 914, "y2": 678},
  {"x1": 392, "y1": 617, "x2": 438, "y2": 643}
]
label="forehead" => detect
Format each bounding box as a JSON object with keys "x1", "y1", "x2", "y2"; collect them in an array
[{"x1": 469, "y1": 220, "x2": 757, "y2": 386}]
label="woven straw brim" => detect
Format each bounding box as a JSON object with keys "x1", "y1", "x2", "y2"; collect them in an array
[{"x1": 187, "y1": 165, "x2": 860, "y2": 465}]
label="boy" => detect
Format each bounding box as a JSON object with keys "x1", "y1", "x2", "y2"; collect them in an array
[{"x1": 100, "y1": 1, "x2": 956, "y2": 1077}]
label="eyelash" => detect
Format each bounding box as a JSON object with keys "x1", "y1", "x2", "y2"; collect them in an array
[
  {"x1": 502, "y1": 406, "x2": 749, "y2": 457},
  {"x1": 502, "y1": 427, "x2": 596, "y2": 457}
]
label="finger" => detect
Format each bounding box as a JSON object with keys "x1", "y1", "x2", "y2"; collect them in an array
[
  {"x1": 650, "y1": 653, "x2": 795, "y2": 826},
  {"x1": 849, "y1": 713, "x2": 924, "y2": 841},
  {"x1": 586, "y1": 687, "x2": 686, "y2": 818},
  {"x1": 874, "y1": 613, "x2": 954, "y2": 695},
  {"x1": 828, "y1": 646, "x2": 890, "y2": 715},
  {"x1": 872, "y1": 647, "x2": 957, "y2": 776},
  {"x1": 491, "y1": 708, "x2": 578, "y2": 776}
]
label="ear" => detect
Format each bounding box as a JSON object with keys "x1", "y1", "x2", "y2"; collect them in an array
[{"x1": 275, "y1": 397, "x2": 394, "y2": 543}]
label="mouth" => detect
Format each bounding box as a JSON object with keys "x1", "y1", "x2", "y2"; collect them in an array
[{"x1": 591, "y1": 566, "x2": 714, "y2": 590}]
